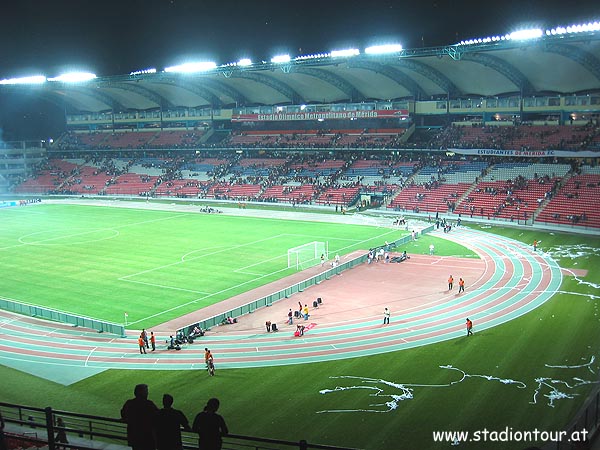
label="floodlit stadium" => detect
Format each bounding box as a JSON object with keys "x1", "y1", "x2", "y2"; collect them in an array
[{"x1": 1, "y1": 18, "x2": 600, "y2": 450}]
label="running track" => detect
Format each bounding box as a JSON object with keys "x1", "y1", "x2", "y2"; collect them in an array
[{"x1": 0, "y1": 228, "x2": 563, "y2": 385}]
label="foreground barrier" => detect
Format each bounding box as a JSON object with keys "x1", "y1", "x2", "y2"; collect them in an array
[{"x1": 0, "y1": 401, "x2": 359, "y2": 450}]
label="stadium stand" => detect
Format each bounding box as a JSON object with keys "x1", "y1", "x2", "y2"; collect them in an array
[{"x1": 535, "y1": 165, "x2": 600, "y2": 228}]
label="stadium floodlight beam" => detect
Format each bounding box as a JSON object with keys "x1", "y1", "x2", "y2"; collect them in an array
[
  {"x1": 164, "y1": 62, "x2": 217, "y2": 73},
  {"x1": 0, "y1": 75, "x2": 46, "y2": 85},
  {"x1": 365, "y1": 44, "x2": 403, "y2": 54},
  {"x1": 507, "y1": 28, "x2": 543, "y2": 41},
  {"x1": 330, "y1": 48, "x2": 360, "y2": 58},
  {"x1": 237, "y1": 58, "x2": 252, "y2": 67},
  {"x1": 129, "y1": 68, "x2": 157, "y2": 76},
  {"x1": 48, "y1": 72, "x2": 97, "y2": 82},
  {"x1": 271, "y1": 54, "x2": 291, "y2": 63},
  {"x1": 295, "y1": 53, "x2": 330, "y2": 61}
]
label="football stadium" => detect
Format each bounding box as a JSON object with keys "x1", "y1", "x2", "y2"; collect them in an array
[{"x1": 1, "y1": 14, "x2": 600, "y2": 450}]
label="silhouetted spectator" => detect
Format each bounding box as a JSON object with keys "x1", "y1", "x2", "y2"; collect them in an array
[
  {"x1": 0, "y1": 411, "x2": 6, "y2": 450},
  {"x1": 192, "y1": 398, "x2": 229, "y2": 450},
  {"x1": 54, "y1": 417, "x2": 68, "y2": 449},
  {"x1": 121, "y1": 384, "x2": 159, "y2": 450},
  {"x1": 156, "y1": 394, "x2": 191, "y2": 450}
]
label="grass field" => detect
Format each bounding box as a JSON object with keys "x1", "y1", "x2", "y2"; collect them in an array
[
  {"x1": 0, "y1": 203, "x2": 424, "y2": 329},
  {"x1": 1, "y1": 202, "x2": 600, "y2": 449}
]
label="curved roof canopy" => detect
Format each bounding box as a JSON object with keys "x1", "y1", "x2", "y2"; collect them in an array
[{"x1": 3, "y1": 31, "x2": 600, "y2": 113}]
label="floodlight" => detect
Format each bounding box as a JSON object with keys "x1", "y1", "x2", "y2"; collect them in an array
[
  {"x1": 507, "y1": 28, "x2": 543, "y2": 41},
  {"x1": 237, "y1": 58, "x2": 252, "y2": 66},
  {"x1": 48, "y1": 72, "x2": 97, "y2": 82},
  {"x1": 330, "y1": 48, "x2": 360, "y2": 57},
  {"x1": 0, "y1": 75, "x2": 46, "y2": 85},
  {"x1": 365, "y1": 44, "x2": 403, "y2": 54},
  {"x1": 295, "y1": 53, "x2": 330, "y2": 61},
  {"x1": 271, "y1": 54, "x2": 291, "y2": 63},
  {"x1": 164, "y1": 62, "x2": 217, "y2": 73},
  {"x1": 129, "y1": 68, "x2": 157, "y2": 76}
]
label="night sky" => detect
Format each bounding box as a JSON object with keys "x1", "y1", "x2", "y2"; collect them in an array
[
  {"x1": 1, "y1": 0, "x2": 598, "y2": 78},
  {"x1": 0, "y1": 0, "x2": 598, "y2": 139}
]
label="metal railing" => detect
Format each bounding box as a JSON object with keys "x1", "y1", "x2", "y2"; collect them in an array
[{"x1": 0, "y1": 402, "x2": 359, "y2": 450}]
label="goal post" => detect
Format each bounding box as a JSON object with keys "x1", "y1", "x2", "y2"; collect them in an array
[{"x1": 287, "y1": 241, "x2": 329, "y2": 270}]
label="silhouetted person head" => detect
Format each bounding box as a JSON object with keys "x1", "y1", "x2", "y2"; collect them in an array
[
  {"x1": 205, "y1": 398, "x2": 220, "y2": 413},
  {"x1": 134, "y1": 383, "x2": 149, "y2": 400},
  {"x1": 163, "y1": 394, "x2": 174, "y2": 408}
]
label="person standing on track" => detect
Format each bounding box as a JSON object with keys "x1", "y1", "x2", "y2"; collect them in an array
[
  {"x1": 466, "y1": 318, "x2": 473, "y2": 336},
  {"x1": 383, "y1": 307, "x2": 390, "y2": 325},
  {"x1": 150, "y1": 331, "x2": 156, "y2": 351},
  {"x1": 207, "y1": 358, "x2": 215, "y2": 376},
  {"x1": 458, "y1": 278, "x2": 465, "y2": 293},
  {"x1": 138, "y1": 334, "x2": 147, "y2": 354},
  {"x1": 141, "y1": 329, "x2": 149, "y2": 349},
  {"x1": 448, "y1": 275, "x2": 454, "y2": 291}
]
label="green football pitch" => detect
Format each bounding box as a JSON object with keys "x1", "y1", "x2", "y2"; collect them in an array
[
  {"x1": 0, "y1": 203, "x2": 416, "y2": 329},
  {"x1": 3, "y1": 202, "x2": 600, "y2": 450}
]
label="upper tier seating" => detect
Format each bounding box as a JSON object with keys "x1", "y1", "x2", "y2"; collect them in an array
[{"x1": 429, "y1": 124, "x2": 600, "y2": 151}]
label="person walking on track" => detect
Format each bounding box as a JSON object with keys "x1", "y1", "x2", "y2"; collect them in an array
[{"x1": 466, "y1": 318, "x2": 473, "y2": 336}]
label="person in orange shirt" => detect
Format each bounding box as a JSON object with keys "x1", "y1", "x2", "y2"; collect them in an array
[
  {"x1": 533, "y1": 240, "x2": 538, "y2": 251},
  {"x1": 138, "y1": 334, "x2": 146, "y2": 354},
  {"x1": 448, "y1": 275, "x2": 454, "y2": 291},
  {"x1": 466, "y1": 318, "x2": 473, "y2": 336},
  {"x1": 150, "y1": 331, "x2": 156, "y2": 351},
  {"x1": 458, "y1": 278, "x2": 465, "y2": 293}
]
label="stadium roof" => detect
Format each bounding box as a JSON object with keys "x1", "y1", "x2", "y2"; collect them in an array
[{"x1": 2, "y1": 30, "x2": 600, "y2": 113}]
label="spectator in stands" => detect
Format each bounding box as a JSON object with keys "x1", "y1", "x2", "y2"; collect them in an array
[
  {"x1": 156, "y1": 394, "x2": 191, "y2": 450},
  {"x1": 54, "y1": 417, "x2": 69, "y2": 449},
  {"x1": 192, "y1": 398, "x2": 229, "y2": 450},
  {"x1": 121, "y1": 384, "x2": 159, "y2": 450}
]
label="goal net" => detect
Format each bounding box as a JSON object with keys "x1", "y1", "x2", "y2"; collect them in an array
[{"x1": 287, "y1": 241, "x2": 329, "y2": 270}]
